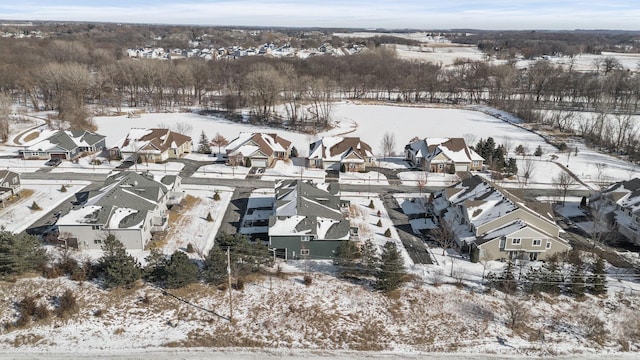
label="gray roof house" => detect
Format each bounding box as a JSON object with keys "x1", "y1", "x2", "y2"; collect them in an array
[
  {"x1": 268, "y1": 180, "x2": 356, "y2": 260},
  {"x1": 0, "y1": 170, "x2": 21, "y2": 205},
  {"x1": 589, "y1": 178, "x2": 640, "y2": 245},
  {"x1": 57, "y1": 171, "x2": 183, "y2": 250},
  {"x1": 431, "y1": 175, "x2": 570, "y2": 261},
  {"x1": 19, "y1": 129, "x2": 106, "y2": 160}
]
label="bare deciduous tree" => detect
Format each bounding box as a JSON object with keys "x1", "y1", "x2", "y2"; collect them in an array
[
  {"x1": 432, "y1": 217, "x2": 455, "y2": 256},
  {"x1": 380, "y1": 131, "x2": 396, "y2": 160},
  {"x1": 520, "y1": 157, "x2": 536, "y2": 187},
  {"x1": 210, "y1": 132, "x2": 229, "y2": 155},
  {"x1": 554, "y1": 172, "x2": 577, "y2": 205},
  {"x1": 0, "y1": 93, "x2": 11, "y2": 142}
]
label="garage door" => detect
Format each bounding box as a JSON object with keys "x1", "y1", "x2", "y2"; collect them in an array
[
  {"x1": 50, "y1": 153, "x2": 67, "y2": 159},
  {"x1": 252, "y1": 159, "x2": 267, "y2": 168}
]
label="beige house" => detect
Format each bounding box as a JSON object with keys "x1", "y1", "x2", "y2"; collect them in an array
[
  {"x1": 225, "y1": 132, "x2": 293, "y2": 168},
  {"x1": 405, "y1": 137, "x2": 484, "y2": 173},
  {"x1": 307, "y1": 137, "x2": 375, "y2": 172},
  {"x1": 0, "y1": 170, "x2": 21, "y2": 205},
  {"x1": 590, "y1": 178, "x2": 640, "y2": 246},
  {"x1": 110, "y1": 128, "x2": 192, "y2": 163},
  {"x1": 432, "y1": 175, "x2": 571, "y2": 261}
]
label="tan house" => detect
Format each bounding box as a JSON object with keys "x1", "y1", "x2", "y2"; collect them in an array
[
  {"x1": 405, "y1": 137, "x2": 484, "y2": 173},
  {"x1": 225, "y1": 132, "x2": 293, "y2": 168},
  {"x1": 431, "y1": 175, "x2": 571, "y2": 261},
  {"x1": 308, "y1": 137, "x2": 375, "y2": 172},
  {"x1": 0, "y1": 170, "x2": 21, "y2": 205},
  {"x1": 589, "y1": 178, "x2": 640, "y2": 246},
  {"x1": 110, "y1": 128, "x2": 192, "y2": 163}
]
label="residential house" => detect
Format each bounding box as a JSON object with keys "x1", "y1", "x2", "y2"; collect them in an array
[
  {"x1": 268, "y1": 180, "x2": 357, "y2": 260},
  {"x1": 307, "y1": 137, "x2": 375, "y2": 172},
  {"x1": 0, "y1": 170, "x2": 21, "y2": 205},
  {"x1": 589, "y1": 178, "x2": 640, "y2": 245},
  {"x1": 405, "y1": 137, "x2": 484, "y2": 173},
  {"x1": 431, "y1": 175, "x2": 570, "y2": 261},
  {"x1": 19, "y1": 130, "x2": 106, "y2": 160},
  {"x1": 57, "y1": 171, "x2": 183, "y2": 250},
  {"x1": 225, "y1": 132, "x2": 293, "y2": 168},
  {"x1": 110, "y1": 128, "x2": 192, "y2": 163}
]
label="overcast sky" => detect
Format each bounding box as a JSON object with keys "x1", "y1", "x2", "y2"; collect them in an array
[{"x1": 1, "y1": 1, "x2": 638, "y2": 30}]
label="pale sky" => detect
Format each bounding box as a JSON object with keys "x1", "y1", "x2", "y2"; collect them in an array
[{"x1": 1, "y1": 1, "x2": 639, "y2": 30}]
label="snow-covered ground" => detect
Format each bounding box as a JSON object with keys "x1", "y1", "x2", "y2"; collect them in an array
[{"x1": 339, "y1": 171, "x2": 389, "y2": 186}]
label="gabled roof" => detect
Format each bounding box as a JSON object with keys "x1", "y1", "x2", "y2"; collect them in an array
[
  {"x1": 112, "y1": 128, "x2": 191, "y2": 154},
  {"x1": 426, "y1": 138, "x2": 483, "y2": 163},
  {"x1": 225, "y1": 132, "x2": 292, "y2": 157},
  {"x1": 22, "y1": 130, "x2": 105, "y2": 152},
  {"x1": 308, "y1": 136, "x2": 373, "y2": 161},
  {"x1": 0, "y1": 170, "x2": 19, "y2": 184},
  {"x1": 58, "y1": 171, "x2": 174, "y2": 230},
  {"x1": 269, "y1": 180, "x2": 349, "y2": 240},
  {"x1": 598, "y1": 178, "x2": 640, "y2": 215}
]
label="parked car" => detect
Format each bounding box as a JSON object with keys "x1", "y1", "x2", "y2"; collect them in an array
[
  {"x1": 45, "y1": 158, "x2": 62, "y2": 167},
  {"x1": 116, "y1": 160, "x2": 134, "y2": 169}
]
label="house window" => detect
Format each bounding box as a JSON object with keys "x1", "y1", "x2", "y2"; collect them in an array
[
  {"x1": 473, "y1": 160, "x2": 480, "y2": 167},
  {"x1": 300, "y1": 248, "x2": 310, "y2": 256},
  {"x1": 91, "y1": 225, "x2": 101, "y2": 230},
  {"x1": 511, "y1": 238, "x2": 521, "y2": 245},
  {"x1": 499, "y1": 238, "x2": 506, "y2": 250},
  {"x1": 533, "y1": 239, "x2": 542, "y2": 246},
  {"x1": 93, "y1": 239, "x2": 102, "y2": 244},
  {"x1": 546, "y1": 240, "x2": 551, "y2": 249},
  {"x1": 529, "y1": 252, "x2": 539, "y2": 261},
  {"x1": 301, "y1": 235, "x2": 311, "y2": 242}
]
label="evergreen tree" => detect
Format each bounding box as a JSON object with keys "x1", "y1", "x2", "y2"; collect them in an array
[
  {"x1": 589, "y1": 256, "x2": 607, "y2": 295},
  {"x1": 542, "y1": 254, "x2": 562, "y2": 295},
  {"x1": 534, "y1": 145, "x2": 543, "y2": 156},
  {"x1": 505, "y1": 157, "x2": 518, "y2": 176},
  {"x1": 493, "y1": 145, "x2": 506, "y2": 172},
  {"x1": 333, "y1": 240, "x2": 361, "y2": 277},
  {"x1": 523, "y1": 266, "x2": 544, "y2": 295},
  {"x1": 197, "y1": 130, "x2": 211, "y2": 154},
  {"x1": 202, "y1": 246, "x2": 227, "y2": 285},
  {"x1": 567, "y1": 263, "x2": 586, "y2": 298},
  {"x1": 164, "y1": 251, "x2": 199, "y2": 289},
  {"x1": 143, "y1": 248, "x2": 168, "y2": 283},
  {"x1": 515, "y1": 144, "x2": 525, "y2": 155},
  {"x1": 359, "y1": 239, "x2": 379, "y2": 276},
  {"x1": 98, "y1": 235, "x2": 141, "y2": 289},
  {"x1": 498, "y1": 260, "x2": 517, "y2": 295},
  {"x1": 580, "y1": 196, "x2": 588, "y2": 209},
  {"x1": 0, "y1": 231, "x2": 47, "y2": 276},
  {"x1": 375, "y1": 241, "x2": 406, "y2": 292}
]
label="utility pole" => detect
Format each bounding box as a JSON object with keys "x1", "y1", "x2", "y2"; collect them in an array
[{"x1": 227, "y1": 247, "x2": 233, "y2": 321}]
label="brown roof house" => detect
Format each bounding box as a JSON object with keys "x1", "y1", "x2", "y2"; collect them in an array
[
  {"x1": 225, "y1": 132, "x2": 293, "y2": 168},
  {"x1": 307, "y1": 137, "x2": 375, "y2": 172},
  {"x1": 405, "y1": 137, "x2": 484, "y2": 173},
  {"x1": 110, "y1": 128, "x2": 192, "y2": 163}
]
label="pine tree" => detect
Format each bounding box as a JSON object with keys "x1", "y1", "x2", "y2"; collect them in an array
[
  {"x1": 0, "y1": 231, "x2": 48, "y2": 276},
  {"x1": 498, "y1": 260, "x2": 517, "y2": 295},
  {"x1": 197, "y1": 130, "x2": 211, "y2": 154},
  {"x1": 567, "y1": 263, "x2": 586, "y2": 298},
  {"x1": 376, "y1": 219, "x2": 382, "y2": 227},
  {"x1": 534, "y1": 145, "x2": 543, "y2": 156},
  {"x1": 589, "y1": 256, "x2": 607, "y2": 295},
  {"x1": 359, "y1": 239, "x2": 379, "y2": 276},
  {"x1": 333, "y1": 240, "x2": 361, "y2": 277},
  {"x1": 164, "y1": 251, "x2": 199, "y2": 289},
  {"x1": 202, "y1": 246, "x2": 227, "y2": 285},
  {"x1": 505, "y1": 157, "x2": 518, "y2": 176},
  {"x1": 523, "y1": 266, "x2": 544, "y2": 295},
  {"x1": 143, "y1": 248, "x2": 168, "y2": 283},
  {"x1": 384, "y1": 228, "x2": 391, "y2": 237},
  {"x1": 376, "y1": 241, "x2": 406, "y2": 293},
  {"x1": 98, "y1": 235, "x2": 141, "y2": 289},
  {"x1": 542, "y1": 255, "x2": 562, "y2": 295}
]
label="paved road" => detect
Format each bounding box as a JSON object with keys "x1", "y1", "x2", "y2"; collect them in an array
[{"x1": 381, "y1": 192, "x2": 432, "y2": 264}]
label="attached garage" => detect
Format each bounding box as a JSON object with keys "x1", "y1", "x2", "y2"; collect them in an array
[
  {"x1": 251, "y1": 158, "x2": 267, "y2": 168},
  {"x1": 50, "y1": 153, "x2": 68, "y2": 160}
]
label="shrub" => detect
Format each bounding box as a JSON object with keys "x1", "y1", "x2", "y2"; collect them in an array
[
  {"x1": 303, "y1": 274, "x2": 313, "y2": 286},
  {"x1": 43, "y1": 266, "x2": 63, "y2": 279},
  {"x1": 377, "y1": 210, "x2": 381, "y2": 217},
  {"x1": 186, "y1": 243, "x2": 194, "y2": 253},
  {"x1": 213, "y1": 191, "x2": 221, "y2": 201},
  {"x1": 60, "y1": 185, "x2": 67, "y2": 192},
  {"x1": 56, "y1": 289, "x2": 78, "y2": 318},
  {"x1": 384, "y1": 228, "x2": 391, "y2": 237},
  {"x1": 235, "y1": 278, "x2": 245, "y2": 290},
  {"x1": 18, "y1": 296, "x2": 37, "y2": 320},
  {"x1": 376, "y1": 219, "x2": 382, "y2": 227},
  {"x1": 368, "y1": 200, "x2": 375, "y2": 209},
  {"x1": 33, "y1": 303, "x2": 50, "y2": 321},
  {"x1": 245, "y1": 158, "x2": 252, "y2": 167},
  {"x1": 30, "y1": 201, "x2": 41, "y2": 210},
  {"x1": 206, "y1": 212, "x2": 213, "y2": 222}
]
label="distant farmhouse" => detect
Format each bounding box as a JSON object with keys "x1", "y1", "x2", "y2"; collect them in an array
[
  {"x1": 57, "y1": 171, "x2": 183, "y2": 250},
  {"x1": 109, "y1": 128, "x2": 192, "y2": 163},
  {"x1": 590, "y1": 178, "x2": 640, "y2": 245},
  {"x1": 431, "y1": 176, "x2": 571, "y2": 261},
  {"x1": 0, "y1": 170, "x2": 21, "y2": 206},
  {"x1": 225, "y1": 132, "x2": 293, "y2": 168},
  {"x1": 268, "y1": 180, "x2": 357, "y2": 260},
  {"x1": 405, "y1": 137, "x2": 484, "y2": 173},
  {"x1": 19, "y1": 130, "x2": 105, "y2": 160},
  {"x1": 307, "y1": 137, "x2": 375, "y2": 172}
]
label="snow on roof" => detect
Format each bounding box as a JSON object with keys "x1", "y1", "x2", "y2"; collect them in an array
[
  {"x1": 57, "y1": 205, "x2": 103, "y2": 226},
  {"x1": 480, "y1": 220, "x2": 527, "y2": 242},
  {"x1": 229, "y1": 144, "x2": 260, "y2": 157},
  {"x1": 108, "y1": 207, "x2": 140, "y2": 229},
  {"x1": 317, "y1": 218, "x2": 342, "y2": 239},
  {"x1": 269, "y1": 215, "x2": 311, "y2": 236}
]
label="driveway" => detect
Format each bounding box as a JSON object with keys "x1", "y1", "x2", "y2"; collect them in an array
[{"x1": 381, "y1": 192, "x2": 432, "y2": 264}]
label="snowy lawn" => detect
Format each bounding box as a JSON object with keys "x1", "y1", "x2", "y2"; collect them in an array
[
  {"x1": 0, "y1": 180, "x2": 90, "y2": 233},
  {"x1": 191, "y1": 164, "x2": 249, "y2": 180},
  {"x1": 397, "y1": 171, "x2": 459, "y2": 187},
  {"x1": 0, "y1": 158, "x2": 47, "y2": 174},
  {"x1": 339, "y1": 171, "x2": 389, "y2": 186},
  {"x1": 260, "y1": 159, "x2": 325, "y2": 182},
  {"x1": 394, "y1": 193, "x2": 438, "y2": 233}
]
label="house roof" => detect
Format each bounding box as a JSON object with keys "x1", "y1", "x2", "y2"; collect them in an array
[
  {"x1": 225, "y1": 132, "x2": 292, "y2": 157},
  {"x1": 308, "y1": 136, "x2": 373, "y2": 162},
  {"x1": 598, "y1": 178, "x2": 640, "y2": 215},
  {"x1": 112, "y1": 128, "x2": 191, "y2": 155},
  {"x1": 0, "y1": 170, "x2": 18, "y2": 184},
  {"x1": 22, "y1": 130, "x2": 105, "y2": 152},
  {"x1": 269, "y1": 180, "x2": 349, "y2": 240},
  {"x1": 58, "y1": 171, "x2": 174, "y2": 230}
]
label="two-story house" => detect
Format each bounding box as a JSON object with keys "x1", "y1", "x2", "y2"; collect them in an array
[
  {"x1": 307, "y1": 137, "x2": 375, "y2": 172},
  {"x1": 110, "y1": 128, "x2": 192, "y2": 163},
  {"x1": 405, "y1": 137, "x2": 484, "y2": 173},
  {"x1": 57, "y1": 171, "x2": 183, "y2": 250},
  {"x1": 432, "y1": 175, "x2": 571, "y2": 261},
  {"x1": 268, "y1": 180, "x2": 357, "y2": 259},
  {"x1": 0, "y1": 170, "x2": 21, "y2": 205},
  {"x1": 589, "y1": 178, "x2": 640, "y2": 245}
]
